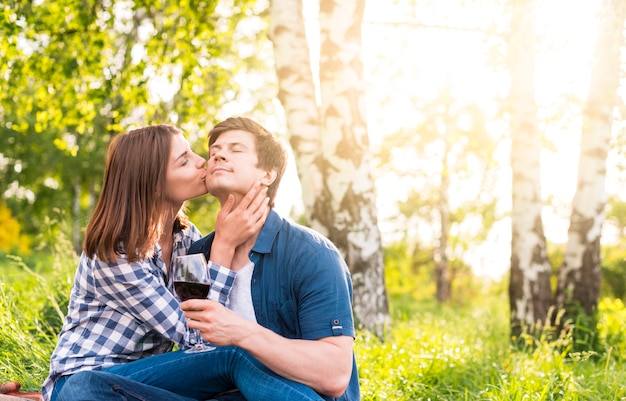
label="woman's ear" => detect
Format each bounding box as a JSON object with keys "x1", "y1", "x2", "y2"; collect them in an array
[{"x1": 261, "y1": 168, "x2": 277, "y2": 187}]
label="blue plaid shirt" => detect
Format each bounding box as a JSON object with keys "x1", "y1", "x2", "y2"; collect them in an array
[{"x1": 41, "y1": 224, "x2": 236, "y2": 401}]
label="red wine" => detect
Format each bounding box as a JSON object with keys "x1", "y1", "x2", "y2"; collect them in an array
[{"x1": 174, "y1": 281, "x2": 210, "y2": 301}]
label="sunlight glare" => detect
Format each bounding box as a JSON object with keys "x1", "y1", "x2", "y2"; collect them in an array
[{"x1": 359, "y1": 0, "x2": 603, "y2": 279}]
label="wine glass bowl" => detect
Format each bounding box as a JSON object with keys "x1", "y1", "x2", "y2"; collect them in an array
[
  {"x1": 174, "y1": 280, "x2": 210, "y2": 301},
  {"x1": 172, "y1": 253, "x2": 216, "y2": 353}
]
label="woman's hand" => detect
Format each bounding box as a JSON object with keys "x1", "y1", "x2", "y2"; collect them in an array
[{"x1": 210, "y1": 182, "x2": 269, "y2": 267}]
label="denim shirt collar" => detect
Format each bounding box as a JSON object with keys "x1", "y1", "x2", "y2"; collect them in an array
[{"x1": 251, "y1": 209, "x2": 281, "y2": 254}]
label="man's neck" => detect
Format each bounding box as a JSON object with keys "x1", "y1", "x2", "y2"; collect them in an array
[{"x1": 231, "y1": 232, "x2": 260, "y2": 271}]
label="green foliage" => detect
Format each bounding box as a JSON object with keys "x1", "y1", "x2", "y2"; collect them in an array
[
  {"x1": 602, "y1": 201, "x2": 626, "y2": 300},
  {"x1": 600, "y1": 245, "x2": 626, "y2": 300},
  {"x1": 383, "y1": 238, "x2": 501, "y2": 315},
  {"x1": 2, "y1": 241, "x2": 625, "y2": 397},
  {"x1": 375, "y1": 239, "x2": 625, "y2": 400},
  {"x1": 358, "y1": 301, "x2": 507, "y2": 400},
  {"x1": 357, "y1": 297, "x2": 626, "y2": 401},
  {"x1": 605, "y1": 197, "x2": 626, "y2": 238},
  {"x1": 375, "y1": 93, "x2": 504, "y2": 303},
  {"x1": 0, "y1": 283, "x2": 55, "y2": 390},
  {"x1": 0, "y1": 0, "x2": 270, "y2": 243},
  {"x1": 0, "y1": 200, "x2": 30, "y2": 254},
  {"x1": 383, "y1": 241, "x2": 435, "y2": 317},
  {"x1": 185, "y1": 193, "x2": 222, "y2": 238},
  {"x1": 0, "y1": 252, "x2": 74, "y2": 390},
  {"x1": 0, "y1": 255, "x2": 626, "y2": 401},
  {"x1": 0, "y1": 218, "x2": 76, "y2": 390},
  {"x1": 596, "y1": 298, "x2": 626, "y2": 362}
]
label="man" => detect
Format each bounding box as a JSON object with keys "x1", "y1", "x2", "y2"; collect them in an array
[{"x1": 183, "y1": 116, "x2": 360, "y2": 401}]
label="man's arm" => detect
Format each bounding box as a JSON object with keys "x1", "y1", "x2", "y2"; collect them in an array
[{"x1": 181, "y1": 300, "x2": 353, "y2": 398}]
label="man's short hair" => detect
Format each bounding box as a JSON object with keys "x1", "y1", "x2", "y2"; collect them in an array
[{"x1": 208, "y1": 116, "x2": 288, "y2": 206}]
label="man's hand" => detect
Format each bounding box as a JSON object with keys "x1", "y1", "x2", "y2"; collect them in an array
[
  {"x1": 180, "y1": 298, "x2": 354, "y2": 398},
  {"x1": 181, "y1": 299, "x2": 255, "y2": 346}
]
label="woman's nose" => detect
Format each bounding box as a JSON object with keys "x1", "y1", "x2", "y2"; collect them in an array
[{"x1": 196, "y1": 155, "x2": 207, "y2": 168}]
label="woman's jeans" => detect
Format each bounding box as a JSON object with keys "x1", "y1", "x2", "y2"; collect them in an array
[{"x1": 54, "y1": 346, "x2": 323, "y2": 401}]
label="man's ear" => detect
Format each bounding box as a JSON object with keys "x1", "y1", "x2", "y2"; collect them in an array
[{"x1": 261, "y1": 168, "x2": 277, "y2": 186}]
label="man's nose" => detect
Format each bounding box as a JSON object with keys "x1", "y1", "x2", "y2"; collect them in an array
[{"x1": 212, "y1": 150, "x2": 226, "y2": 161}]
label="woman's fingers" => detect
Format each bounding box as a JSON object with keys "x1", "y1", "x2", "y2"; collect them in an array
[{"x1": 237, "y1": 181, "x2": 264, "y2": 210}]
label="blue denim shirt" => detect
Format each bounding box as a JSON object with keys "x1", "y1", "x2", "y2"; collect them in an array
[{"x1": 189, "y1": 209, "x2": 360, "y2": 401}]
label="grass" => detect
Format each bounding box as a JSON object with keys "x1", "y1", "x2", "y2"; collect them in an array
[
  {"x1": 355, "y1": 295, "x2": 626, "y2": 400},
  {"x1": 1, "y1": 251, "x2": 625, "y2": 400}
]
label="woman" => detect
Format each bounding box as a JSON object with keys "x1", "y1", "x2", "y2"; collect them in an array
[{"x1": 42, "y1": 125, "x2": 323, "y2": 401}]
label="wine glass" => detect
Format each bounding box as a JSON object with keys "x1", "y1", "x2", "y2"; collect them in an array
[{"x1": 172, "y1": 253, "x2": 216, "y2": 353}]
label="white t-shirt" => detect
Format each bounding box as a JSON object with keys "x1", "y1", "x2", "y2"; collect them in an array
[{"x1": 227, "y1": 261, "x2": 257, "y2": 322}]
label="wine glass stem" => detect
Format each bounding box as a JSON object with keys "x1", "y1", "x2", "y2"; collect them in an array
[{"x1": 194, "y1": 330, "x2": 203, "y2": 348}]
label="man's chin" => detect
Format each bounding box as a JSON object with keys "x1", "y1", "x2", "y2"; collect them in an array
[{"x1": 206, "y1": 185, "x2": 230, "y2": 202}]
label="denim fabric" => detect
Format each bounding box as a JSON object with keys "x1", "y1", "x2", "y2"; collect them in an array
[
  {"x1": 56, "y1": 371, "x2": 197, "y2": 401},
  {"x1": 54, "y1": 347, "x2": 323, "y2": 401},
  {"x1": 190, "y1": 210, "x2": 360, "y2": 401},
  {"x1": 213, "y1": 390, "x2": 246, "y2": 401}
]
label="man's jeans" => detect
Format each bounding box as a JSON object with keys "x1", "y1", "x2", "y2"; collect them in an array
[{"x1": 54, "y1": 346, "x2": 323, "y2": 401}]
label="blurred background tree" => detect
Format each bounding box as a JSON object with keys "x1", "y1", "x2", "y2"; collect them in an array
[
  {"x1": 0, "y1": 0, "x2": 272, "y2": 251},
  {"x1": 376, "y1": 89, "x2": 499, "y2": 303},
  {"x1": 2, "y1": 0, "x2": 626, "y2": 344}
]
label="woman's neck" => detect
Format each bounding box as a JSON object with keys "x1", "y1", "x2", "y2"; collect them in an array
[{"x1": 158, "y1": 207, "x2": 179, "y2": 269}]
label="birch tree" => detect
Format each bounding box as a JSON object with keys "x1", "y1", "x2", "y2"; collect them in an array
[
  {"x1": 507, "y1": 0, "x2": 553, "y2": 338},
  {"x1": 555, "y1": 0, "x2": 626, "y2": 322},
  {"x1": 376, "y1": 93, "x2": 499, "y2": 303},
  {"x1": 269, "y1": 0, "x2": 390, "y2": 336},
  {"x1": 508, "y1": 0, "x2": 626, "y2": 342}
]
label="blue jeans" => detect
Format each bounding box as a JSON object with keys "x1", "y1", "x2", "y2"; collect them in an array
[{"x1": 54, "y1": 346, "x2": 323, "y2": 401}]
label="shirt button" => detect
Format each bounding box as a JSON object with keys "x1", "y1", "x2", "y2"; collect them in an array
[{"x1": 331, "y1": 318, "x2": 343, "y2": 335}]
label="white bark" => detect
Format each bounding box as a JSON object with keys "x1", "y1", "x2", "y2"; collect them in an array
[
  {"x1": 317, "y1": 0, "x2": 389, "y2": 336},
  {"x1": 268, "y1": 0, "x2": 323, "y2": 219},
  {"x1": 270, "y1": 0, "x2": 390, "y2": 336},
  {"x1": 556, "y1": 0, "x2": 626, "y2": 314},
  {"x1": 508, "y1": 0, "x2": 553, "y2": 333}
]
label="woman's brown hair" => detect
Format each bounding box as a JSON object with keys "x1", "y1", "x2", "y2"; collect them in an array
[{"x1": 84, "y1": 124, "x2": 190, "y2": 263}]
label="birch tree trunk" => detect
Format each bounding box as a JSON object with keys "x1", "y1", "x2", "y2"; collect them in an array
[
  {"x1": 435, "y1": 134, "x2": 451, "y2": 303},
  {"x1": 507, "y1": 0, "x2": 553, "y2": 338},
  {"x1": 267, "y1": 0, "x2": 323, "y2": 215},
  {"x1": 555, "y1": 0, "x2": 626, "y2": 318},
  {"x1": 317, "y1": 0, "x2": 389, "y2": 336},
  {"x1": 269, "y1": 0, "x2": 390, "y2": 336}
]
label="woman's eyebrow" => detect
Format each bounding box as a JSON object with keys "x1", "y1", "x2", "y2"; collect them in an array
[{"x1": 174, "y1": 150, "x2": 188, "y2": 162}]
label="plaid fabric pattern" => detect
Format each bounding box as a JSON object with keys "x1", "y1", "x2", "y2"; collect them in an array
[{"x1": 41, "y1": 224, "x2": 236, "y2": 401}]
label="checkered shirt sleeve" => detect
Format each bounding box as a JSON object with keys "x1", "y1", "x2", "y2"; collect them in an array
[
  {"x1": 208, "y1": 261, "x2": 236, "y2": 305},
  {"x1": 41, "y1": 223, "x2": 236, "y2": 401}
]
